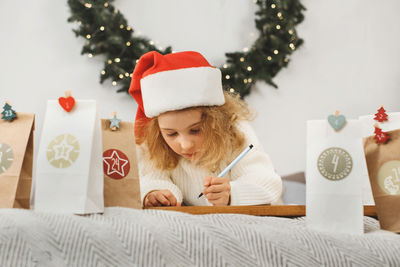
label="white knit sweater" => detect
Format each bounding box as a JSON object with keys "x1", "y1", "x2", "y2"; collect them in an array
[{"x1": 137, "y1": 121, "x2": 282, "y2": 206}]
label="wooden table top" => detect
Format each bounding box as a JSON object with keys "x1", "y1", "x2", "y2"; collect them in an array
[{"x1": 147, "y1": 205, "x2": 377, "y2": 217}]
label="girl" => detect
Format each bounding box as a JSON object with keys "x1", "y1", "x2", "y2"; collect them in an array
[{"x1": 129, "y1": 51, "x2": 282, "y2": 207}]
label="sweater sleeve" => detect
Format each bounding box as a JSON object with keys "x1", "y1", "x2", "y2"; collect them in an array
[
  {"x1": 136, "y1": 145, "x2": 183, "y2": 205},
  {"x1": 229, "y1": 122, "x2": 282, "y2": 206}
]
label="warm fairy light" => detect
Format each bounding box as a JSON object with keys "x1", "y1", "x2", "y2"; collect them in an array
[
  {"x1": 101, "y1": 70, "x2": 106, "y2": 75},
  {"x1": 114, "y1": 9, "x2": 119, "y2": 14},
  {"x1": 77, "y1": 21, "x2": 82, "y2": 25},
  {"x1": 271, "y1": 4, "x2": 276, "y2": 8},
  {"x1": 288, "y1": 29, "x2": 294, "y2": 34},
  {"x1": 240, "y1": 57, "x2": 245, "y2": 62},
  {"x1": 273, "y1": 50, "x2": 279, "y2": 54},
  {"x1": 277, "y1": 12, "x2": 282, "y2": 18},
  {"x1": 112, "y1": 81, "x2": 117, "y2": 86},
  {"x1": 289, "y1": 43, "x2": 296, "y2": 50},
  {"x1": 223, "y1": 64, "x2": 228, "y2": 68},
  {"x1": 119, "y1": 74, "x2": 123, "y2": 79},
  {"x1": 119, "y1": 24, "x2": 124, "y2": 29},
  {"x1": 88, "y1": 53, "x2": 93, "y2": 58},
  {"x1": 225, "y1": 75, "x2": 231, "y2": 79},
  {"x1": 247, "y1": 66, "x2": 252, "y2": 71},
  {"x1": 125, "y1": 72, "x2": 129, "y2": 77},
  {"x1": 114, "y1": 58, "x2": 120, "y2": 62},
  {"x1": 244, "y1": 79, "x2": 248, "y2": 84},
  {"x1": 230, "y1": 88, "x2": 235, "y2": 92},
  {"x1": 108, "y1": 59, "x2": 112, "y2": 64},
  {"x1": 276, "y1": 25, "x2": 281, "y2": 30},
  {"x1": 130, "y1": 73, "x2": 133, "y2": 77},
  {"x1": 86, "y1": 34, "x2": 91, "y2": 39},
  {"x1": 267, "y1": 56, "x2": 272, "y2": 61},
  {"x1": 149, "y1": 40, "x2": 154, "y2": 45},
  {"x1": 126, "y1": 41, "x2": 131, "y2": 46},
  {"x1": 84, "y1": 3, "x2": 92, "y2": 8},
  {"x1": 100, "y1": 26, "x2": 105, "y2": 31},
  {"x1": 284, "y1": 58, "x2": 289, "y2": 62},
  {"x1": 243, "y1": 47, "x2": 249, "y2": 52},
  {"x1": 248, "y1": 78, "x2": 253, "y2": 83},
  {"x1": 104, "y1": 3, "x2": 109, "y2": 7},
  {"x1": 126, "y1": 26, "x2": 131, "y2": 31},
  {"x1": 135, "y1": 59, "x2": 139, "y2": 63}
]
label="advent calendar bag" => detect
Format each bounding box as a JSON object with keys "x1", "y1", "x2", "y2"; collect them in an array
[
  {"x1": 0, "y1": 113, "x2": 34, "y2": 208},
  {"x1": 101, "y1": 119, "x2": 141, "y2": 208},
  {"x1": 359, "y1": 112, "x2": 400, "y2": 205},
  {"x1": 364, "y1": 129, "x2": 400, "y2": 233},
  {"x1": 34, "y1": 100, "x2": 103, "y2": 214},
  {"x1": 306, "y1": 119, "x2": 364, "y2": 234}
]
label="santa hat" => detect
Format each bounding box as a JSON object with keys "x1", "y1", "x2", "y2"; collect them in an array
[{"x1": 129, "y1": 51, "x2": 225, "y2": 134}]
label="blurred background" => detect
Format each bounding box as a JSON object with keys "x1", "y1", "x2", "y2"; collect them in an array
[{"x1": 1, "y1": 0, "x2": 399, "y2": 203}]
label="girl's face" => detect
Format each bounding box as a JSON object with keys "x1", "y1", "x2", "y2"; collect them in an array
[{"x1": 158, "y1": 108, "x2": 204, "y2": 161}]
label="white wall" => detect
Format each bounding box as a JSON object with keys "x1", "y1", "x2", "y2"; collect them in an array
[{"x1": 1, "y1": 0, "x2": 399, "y2": 177}]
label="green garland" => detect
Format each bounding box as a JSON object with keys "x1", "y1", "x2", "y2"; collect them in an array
[{"x1": 67, "y1": 0, "x2": 305, "y2": 97}]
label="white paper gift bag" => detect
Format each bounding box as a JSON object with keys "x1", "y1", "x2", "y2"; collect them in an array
[
  {"x1": 33, "y1": 100, "x2": 104, "y2": 214},
  {"x1": 306, "y1": 119, "x2": 364, "y2": 234},
  {"x1": 359, "y1": 112, "x2": 400, "y2": 205}
]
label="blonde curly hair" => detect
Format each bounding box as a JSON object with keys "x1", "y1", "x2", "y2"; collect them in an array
[{"x1": 136, "y1": 91, "x2": 253, "y2": 172}]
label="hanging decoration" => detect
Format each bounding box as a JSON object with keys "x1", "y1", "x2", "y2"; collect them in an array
[{"x1": 67, "y1": 0, "x2": 305, "y2": 98}]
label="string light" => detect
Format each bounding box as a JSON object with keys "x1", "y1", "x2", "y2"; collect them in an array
[
  {"x1": 77, "y1": 21, "x2": 82, "y2": 25},
  {"x1": 84, "y1": 3, "x2": 92, "y2": 8},
  {"x1": 225, "y1": 75, "x2": 231, "y2": 79},
  {"x1": 267, "y1": 56, "x2": 272, "y2": 61},
  {"x1": 100, "y1": 26, "x2": 105, "y2": 31},
  {"x1": 248, "y1": 78, "x2": 253, "y2": 83},
  {"x1": 114, "y1": 58, "x2": 120, "y2": 63},
  {"x1": 284, "y1": 58, "x2": 289, "y2": 63},
  {"x1": 273, "y1": 50, "x2": 279, "y2": 54},
  {"x1": 86, "y1": 34, "x2": 91, "y2": 39},
  {"x1": 223, "y1": 64, "x2": 228, "y2": 68},
  {"x1": 230, "y1": 88, "x2": 235, "y2": 93},
  {"x1": 271, "y1": 4, "x2": 276, "y2": 8},
  {"x1": 88, "y1": 53, "x2": 93, "y2": 58},
  {"x1": 101, "y1": 70, "x2": 106, "y2": 75},
  {"x1": 276, "y1": 25, "x2": 281, "y2": 30},
  {"x1": 104, "y1": 2, "x2": 109, "y2": 7},
  {"x1": 135, "y1": 59, "x2": 139, "y2": 63},
  {"x1": 243, "y1": 47, "x2": 249, "y2": 52},
  {"x1": 149, "y1": 40, "x2": 154, "y2": 45},
  {"x1": 277, "y1": 12, "x2": 283, "y2": 18},
  {"x1": 119, "y1": 74, "x2": 124, "y2": 79},
  {"x1": 125, "y1": 72, "x2": 129, "y2": 77},
  {"x1": 112, "y1": 81, "x2": 117, "y2": 86},
  {"x1": 247, "y1": 66, "x2": 252, "y2": 71},
  {"x1": 119, "y1": 24, "x2": 124, "y2": 29},
  {"x1": 288, "y1": 29, "x2": 294, "y2": 35},
  {"x1": 244, "y1": 79, "x2": 248, "y2": 84},
  {"x1": 126, "y1": 26, "x2": 131, "y2": 31},
  {"x1": 114, "y1": 9, "x2": 119, "y2": 14},
  {"x1": 240, "y1": 57, "x2": 245, "y2": 62},
  {"x1": 126, "y1": 41, "x2": 131, "y2": 46},
  {"x1": 107, "y1": 60, "x2": 112, "y2": 64},
  {"x1": 289, "y1": 43, "x2": 296, "y2": 50}
]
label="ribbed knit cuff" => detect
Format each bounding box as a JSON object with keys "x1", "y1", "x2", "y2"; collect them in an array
[{"x1": 229, "y1": 180, "x2": 282, "y2": 206}]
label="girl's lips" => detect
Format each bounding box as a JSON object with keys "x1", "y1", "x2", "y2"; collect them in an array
[{"x1": 182, "y1": 152, "x2": 196, "y2": 158}]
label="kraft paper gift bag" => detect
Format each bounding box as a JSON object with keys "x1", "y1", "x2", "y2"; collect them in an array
[
  {"x1": 359, "y1": 112, "x2": 400, "y2": 205},
  {"x1": 101, "y1": 119, "x2": 141, "y2": 208},
  {"x1": 363, "y1": 128, "x2": 400, "y2": 233},
  {"x1": 33, "y1": 100, "x2": 103, "y2": 214},
  {"x1": 306, "y1": 119, "x2": 364, "y2": 234},
  {"x1": 0, "y1": 113, "x2": 35, "y2": 209}
]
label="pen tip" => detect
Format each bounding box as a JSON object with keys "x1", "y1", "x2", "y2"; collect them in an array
[
  {"x1": 198, "y1": 193, "x2": 203, "y2": 198},
  {"x1": 249, "y1": 144, "x2": 253, "y2": 149}
]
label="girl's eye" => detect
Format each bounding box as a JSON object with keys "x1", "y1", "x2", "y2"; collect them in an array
[
  {"x1": 190, "y1": 129, "x2": 200, "y2": 134},
  {"x1": 166, "y1": 132, "x2": 177, "y2": 137}
]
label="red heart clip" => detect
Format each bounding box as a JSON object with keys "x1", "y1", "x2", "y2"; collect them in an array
[{"x1": 58, "y1": 91, "x2": 75, "y2": 112}]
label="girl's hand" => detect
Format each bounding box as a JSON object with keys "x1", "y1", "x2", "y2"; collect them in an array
[
  {"x1": 144, "y1": 190, "x2": 181, "y2": 207},
  {"x1": 202, "y1": 176, "x2": 231, "y2": 206}
]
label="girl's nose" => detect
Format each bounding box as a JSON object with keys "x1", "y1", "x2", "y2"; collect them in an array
[{"x1": 180, "y1": 136, "x2": 194, "y2": 151}]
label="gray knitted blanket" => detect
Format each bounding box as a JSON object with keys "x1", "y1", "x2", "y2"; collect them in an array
[{"x1": 0, "y1": 208, "x2": 399, "y2": 267}]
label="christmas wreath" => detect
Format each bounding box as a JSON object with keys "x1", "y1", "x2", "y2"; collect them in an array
[{"x1": 67, "y1": 0, "x2": 305, "y2": 97}]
